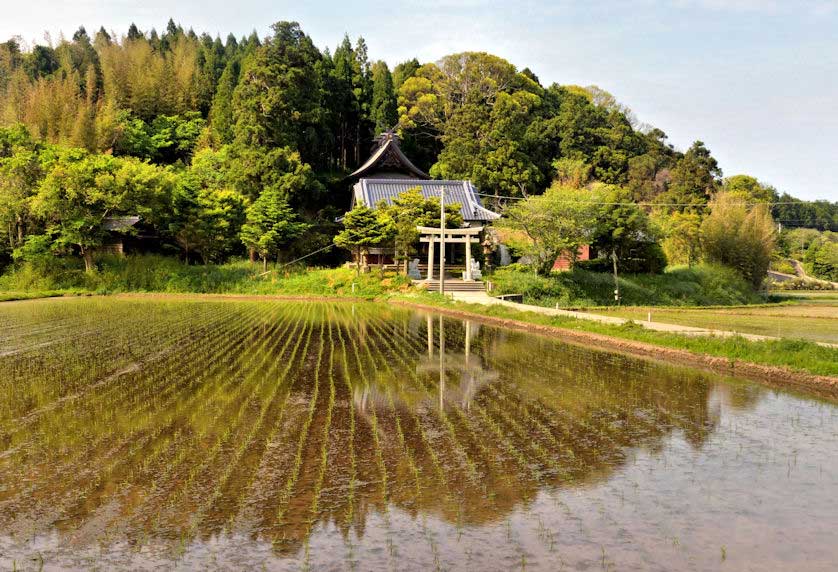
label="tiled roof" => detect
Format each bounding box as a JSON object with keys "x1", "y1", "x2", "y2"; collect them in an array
[
  {"x1": 353, "y1": 179, "x2": 500, "y2": 223},
  {"x1": 102, "y1": 216, "x2": 140, "y2": 232}
]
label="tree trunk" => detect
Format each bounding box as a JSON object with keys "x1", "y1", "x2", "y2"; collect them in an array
[
  {"x1": 355, "y1": 247, "x2": 361, "y2": 277},
  {"x1": 263, "y1": 256, "x2": 268, "y2": 272},
  {"x1": 249, "y1": 247, "x2": 256, "y2": 263},
  {"x1": 82, "y1": 248, "x2": 94, "y2": 273}
]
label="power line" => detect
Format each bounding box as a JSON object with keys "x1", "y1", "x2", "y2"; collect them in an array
[
  {"x1": 474, "y1": 192, "x2": 835, "y2": 207},
  {"x1": 255, "y1": 243, "x2": 335, "y2": 277}
]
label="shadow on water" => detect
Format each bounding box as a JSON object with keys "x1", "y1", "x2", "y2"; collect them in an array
[{"x1": 0, "y1": 299, "x2": 835, "y2": 570}]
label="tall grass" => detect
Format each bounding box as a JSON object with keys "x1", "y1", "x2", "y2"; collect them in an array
[{"x1": 0, "y1": 254, "x2": 411, "y2": 298}]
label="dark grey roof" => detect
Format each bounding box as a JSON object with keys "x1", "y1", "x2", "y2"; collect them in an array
[
  {"x1": 348, "y1": 131, "x2": 429, "y2": 180},
  {"x1": 353, "y1": 179, "x2": 500, "y2": 223},
  {"x1": 102, "y1": 216, "x2": 140, "y2": 232}
]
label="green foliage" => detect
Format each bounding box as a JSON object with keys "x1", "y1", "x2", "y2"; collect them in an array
[
  {"x1": 0, "y1": 124, "x2": 49, "y2": 256},
  {"x1": 803, "y1": 231, "x2": 838, "y2": 281},
  {"x1": 32, "y1": 149, "x2": 174, "y2": 271},
  {"x1": 657, "y1": 211, "x2": 702, "y2": 267},
  {"x1": 170, "y1": 148, "x2": 248, "y2": 263},
  {"x1": 0, "y1": 19, "x2": 830, "y2": 285},
  {"x1": 503, "y1": 183, "x2": 598, "y2": 275},
  {"x1": 108, "y1": 110, "x2": 205, "y2": 164},
  {"x1": 370, "y1": 61, "x2": 397, "y2": 134},
  {"x1": 723, "y1": 174, "x2": 777, "y2": 203},
  {"x1": 0, "y1": 254, "x2": 409, "y2": 297},
  {"x1": 772, "y1": 193, "x2": 838, "y2": 231},
  {"x1": 209, "y1": 57, "x2": 241, "y2": 144},
  {"x1": 490, "y1": 263, "x2": 759, "y2": 307},
  {"x1": 240, "y1": 189, "x2": 309, "y2": 268},
  {"x1": 227, "y1": 144, "x2": 321, "y2": 206},
  {"x1": 590, "y1": 184, "x2": 662, "y2": 273},
  {"x1": 659, "y1": 141, "x2": 721, "y2": 213},
  {"x1": 231, "y1": 22, "x2": 325, "y2": 164},
  {"x1": 333, "y1": 204, "x2": 392, "y2": 274},
  {"x1": 702, "y1": 192, "x2": 776, "y2": 288}
]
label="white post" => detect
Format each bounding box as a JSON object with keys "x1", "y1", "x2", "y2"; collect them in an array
[
  {"x1": 427, "y1": 237, "x2": 435, "y2": 280},
  {"x1": 439, "y1": 188, "x2": 446, "y2": 295},
  {"x1": 465, "y1": 238, "x2": 472, "y2": 281}
]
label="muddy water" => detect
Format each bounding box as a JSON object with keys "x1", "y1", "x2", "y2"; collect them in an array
[{"x1": 0, "y1": 298, "x2": 836, "y2": 571}]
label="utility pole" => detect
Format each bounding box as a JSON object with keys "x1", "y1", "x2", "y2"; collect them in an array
[
  {"x1": 611, "y1": 249, "x2": 620, "y2": 305},
  {"x1": 439, "y1": 186, "x2": 446, "y2": 295}
]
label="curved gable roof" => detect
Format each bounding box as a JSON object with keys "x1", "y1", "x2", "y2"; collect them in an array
[{"x1": 348, "y1": 131, "x2": 430, "y2": 180}]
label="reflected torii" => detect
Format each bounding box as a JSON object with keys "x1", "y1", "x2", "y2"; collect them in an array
[{"x1": 418, "y1": 314, "x2": 498, "y2": 411}]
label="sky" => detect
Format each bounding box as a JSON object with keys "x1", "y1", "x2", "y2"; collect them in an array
[{"x1": 2, "y1": 0, "x2": 837, "y2": 201}]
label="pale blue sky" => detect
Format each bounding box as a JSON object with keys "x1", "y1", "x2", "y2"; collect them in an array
[{"x1": 3, "y1": 1, "x2": 837, "y2": 200}]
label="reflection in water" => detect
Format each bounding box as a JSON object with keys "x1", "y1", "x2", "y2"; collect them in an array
[{"x1": 0, "y1": 298, "x2": 836, "y2": 570}]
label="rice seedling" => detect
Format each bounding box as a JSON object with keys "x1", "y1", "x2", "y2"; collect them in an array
[{"x1": 1, "y1": 298, "x2": 837, "y2": 571}]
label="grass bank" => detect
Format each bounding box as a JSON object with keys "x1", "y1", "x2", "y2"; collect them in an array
[
  {"x1": 390, "y1": 292, "x2": 838, "y2": 382},
  {"x1": 490, "y1": 263, "x2": 764, "y2": 307},
  {"x1": 0, "y1": 255, "x2": 410, "y2": 299}
]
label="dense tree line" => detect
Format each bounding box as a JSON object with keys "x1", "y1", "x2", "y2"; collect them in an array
[{"x1": 1, "y1": 19, "x2": 835, "y2": 283}]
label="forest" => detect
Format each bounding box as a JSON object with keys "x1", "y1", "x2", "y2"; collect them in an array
[{"x1": 1, "y1": 19, "x2": 836, "y2": 282}]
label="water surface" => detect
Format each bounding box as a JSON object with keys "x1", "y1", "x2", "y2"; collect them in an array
[{"x1": 0, "y1": 298, "x2": 836, "y2": 570}]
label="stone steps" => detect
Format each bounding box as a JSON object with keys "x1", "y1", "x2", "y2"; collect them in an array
[{"x1": 418, "y1": 280, "x2": 486, "y2": 292}]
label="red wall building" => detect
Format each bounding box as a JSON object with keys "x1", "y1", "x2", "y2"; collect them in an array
[{"x1": 552, "y1": 244, "x2": 590, "y2": 271}]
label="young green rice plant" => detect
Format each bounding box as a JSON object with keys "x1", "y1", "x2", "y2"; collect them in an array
[
  {"x1": 365, "y1": 316, "x2": 482, "y2": 486},
  {"x1": 182, "y1": 305, "x2": 317, "y2": 536},
  {"x1": 356, "y1": 316, "x2": 453, "y2": 494},
  {"x1": 339, "y1": 308, "x2": 421, "y2": 502},
  {"x1": 372, "y1": 314, "x2": 548, "y2": 491},
  {"x1": 147, "y1": 305, "x2": 305, "y2": 530},
  {"x1": 0, "y1": 302, "x2": 272, "y2": 530},
  {"x1": 120, "y1": 303, "x2": 304, "y2": 538},
  {"x1": 333, "y1": 315, "x2": 359, "y2": 526},
  {"x1": 273, "y1": 310, "x2": 328, "y2": 542}
]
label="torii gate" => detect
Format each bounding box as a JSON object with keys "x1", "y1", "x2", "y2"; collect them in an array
[{"x1": 418, "y1": 225, "x2": 482, "y2": 281}]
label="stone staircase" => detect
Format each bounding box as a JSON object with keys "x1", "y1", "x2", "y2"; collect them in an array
[{"x1": 418, "y1": 279, "x2": 486, "y2": 293}]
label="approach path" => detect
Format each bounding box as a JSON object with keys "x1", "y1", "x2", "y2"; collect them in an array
[{"x1": 450, "y1": 292, "x2": 838, "y2": 349}]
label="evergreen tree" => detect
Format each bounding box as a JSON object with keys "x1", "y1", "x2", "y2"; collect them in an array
[
  {"x1": 240, "y1": 188, "x2": 309, "y2": 270},
  {"x1": 231, "y1": 21, "x2": 325, "y2": 166},
  {"x1": 333, "y1": 204, "x2": 391, "y2": 275},
  {"x1": 209, "y1": 58, "x2": 241, "y2": 144},
  {"x1": 370, "y1": 61, "x2": 397, "y2": 134}
]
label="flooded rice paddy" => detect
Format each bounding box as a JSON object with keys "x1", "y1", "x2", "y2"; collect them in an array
[{"x1": 0, "y1": 298, "x2": 836, "y2": 571}]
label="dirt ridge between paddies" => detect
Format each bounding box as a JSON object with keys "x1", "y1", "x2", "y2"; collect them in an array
[{"x1": 390, "y1": 299, "x2": 838, "y2": 399}]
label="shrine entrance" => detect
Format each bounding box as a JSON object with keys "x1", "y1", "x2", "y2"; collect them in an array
[{"x1": 418, "y1": 226, "x2": 482, "y2": 281}]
